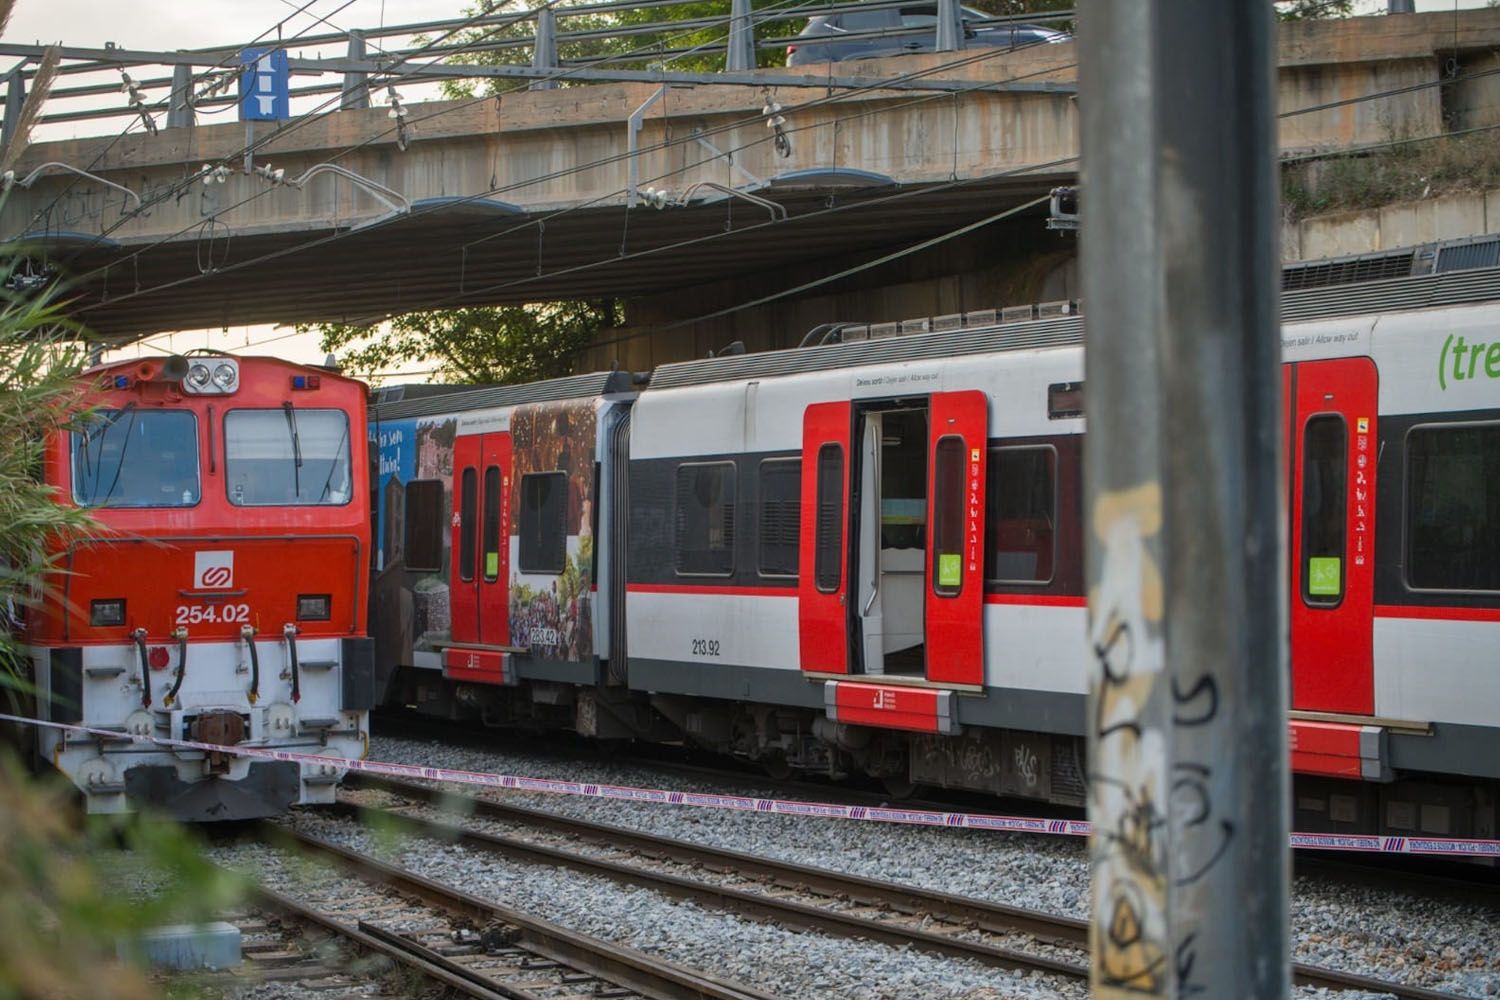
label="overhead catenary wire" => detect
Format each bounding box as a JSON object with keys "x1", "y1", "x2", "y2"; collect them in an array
[
  {"x1": 46, "y1": 11, "x2": 1491, "y2": 358},
  {"x1": 580, "y1": 192, "x2": 1057, "y2": 351},
  {"x1": 32, "y1": 0, "x2": 554, "y2": 260},
  {"x1": 72, "y1": 0, "x2": 1475, "y2": 313},
  {"x1": 61, "y1": 11, "x2": 1066, "y2": 310},
  {"x1": 67, "y1": 24, "x2": 1075, "y2": 303},
  {"x1": 15, "y1": 0, "x2": 364, "y2": 237},
  {"x1": 74, "y1": 0, "x2": 1063, "y2": 254}
]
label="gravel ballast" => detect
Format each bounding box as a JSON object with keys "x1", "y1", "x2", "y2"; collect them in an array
[{"x1": 351, "y1": 732, "x2": 1500, "y2": 999}]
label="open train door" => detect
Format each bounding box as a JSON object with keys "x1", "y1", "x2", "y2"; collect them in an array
[
  {"x1": 1288, "y1": 357, "x2": 1377, "y2": 715},
  {"x1": 799, "y1": 402, "x2": 852, "y2": 675},
  {"x1": 925, "y1": 391, "x2": 988, "y2": 687},
  {"x1": 448, "y1": 431, "x2": 513, "y2": 682}
]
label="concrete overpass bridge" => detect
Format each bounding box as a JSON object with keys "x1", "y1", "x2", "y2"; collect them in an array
[{"x1": 1, "y1": 6, "x2": 1497, "y2": 365}]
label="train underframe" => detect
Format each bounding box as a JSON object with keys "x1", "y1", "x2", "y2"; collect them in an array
[
  {"x1": 27, "y1": 638, "x2": 371, "y2": 821},
  {"x1": 399, "y1": 668, "x2": 1500, "y2": 845}
]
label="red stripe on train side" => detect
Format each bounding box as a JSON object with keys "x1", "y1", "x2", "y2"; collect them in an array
[
  {"x1": 1374, "y1": 604, "x2": 1500, "y2": 623},
  {"x1": 626, "y1": 582, "x2": 797, "y2": 598},
  {"x1": 983, "y1": 593, "x2": 1088, "y2": 608}
]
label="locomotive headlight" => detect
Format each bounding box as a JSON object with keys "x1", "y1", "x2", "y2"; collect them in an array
[
  {"x1": 296, "y1": 594, "x2": 330, "y2": 621},
  {"x1": 90, "y1": 598, "x2": 125, "y2": 626},
  {"x1": 212, "y1": 363, "x2": 237, "y2": 390},
  {"x1": 186, "y1": 363, "x2": 212, "y2": 389}
]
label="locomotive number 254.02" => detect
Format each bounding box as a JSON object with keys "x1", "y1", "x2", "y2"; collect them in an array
[{"x1": 175, "y1": 604, "x2": 251, "y2": 625}]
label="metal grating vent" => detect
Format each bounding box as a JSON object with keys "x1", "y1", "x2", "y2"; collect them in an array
[
  {"x1": 1282, "y1": 249, "x2": 1416, "y2": 292},
  {"x1": 1435, "y1": 237, "x2": 1500, "y2": 273},
  {"x1": 650, "y1": 266, "x2": 1500, "y2": 391}
]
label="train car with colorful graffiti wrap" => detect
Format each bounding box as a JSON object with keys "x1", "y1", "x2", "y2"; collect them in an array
[
  {"x1": 21, "y1": 354, "x2": 373, "y2": 821},
  {"x1": 369, "y1": 241, "x2": 1500, "y2": 842}
]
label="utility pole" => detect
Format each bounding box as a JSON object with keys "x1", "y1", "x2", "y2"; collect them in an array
[{"x1": 1078, "y1": 2, "x2": 1288, "y2": 998}]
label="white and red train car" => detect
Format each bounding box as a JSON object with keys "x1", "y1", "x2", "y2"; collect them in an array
[
  {"x1": 370, "y1": 247, "x2": 1499, "y2": 840},
  {"x1": 21, "y1": 354, "x2": 373, "y2": 820}
]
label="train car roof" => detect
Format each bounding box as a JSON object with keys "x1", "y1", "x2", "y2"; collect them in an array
[
  {"x1": 369, "y1": 369, "x2": 636, "y2": 421},
  {"x1": 648, "y1": 260, "x2": 1500, "y2": 392}
]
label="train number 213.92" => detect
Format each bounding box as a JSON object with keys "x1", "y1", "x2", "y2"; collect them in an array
[
  {"x1": 691, "y1": 638, "x2": 721, "y2": 657},
  {"x1": 175, "y1": 603, "x2": 251, "y2": 625}
]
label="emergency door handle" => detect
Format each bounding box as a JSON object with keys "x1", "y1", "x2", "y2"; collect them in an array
[{"x1": 862, "y1": 586, "x2": 879, "y2": 616}]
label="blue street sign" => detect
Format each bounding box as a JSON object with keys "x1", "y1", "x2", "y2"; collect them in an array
[{"x1": 239, "y1": 48, "x2": 290, "y2": 121}]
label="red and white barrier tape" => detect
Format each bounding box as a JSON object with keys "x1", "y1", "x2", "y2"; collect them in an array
[{"x1": 8, "y1": 713, "x2": 1499, "y2": 858}]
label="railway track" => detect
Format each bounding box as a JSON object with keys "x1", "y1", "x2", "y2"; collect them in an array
[
  {"x1": 219, "y1": 885, "x2": 523, "y2": 998},
  {"x1": 241, "y1": 821, "x2": 780, "y2": 1000},
  {"x1": 340, "y1": 773, "x2": 1473, "y2": 1000}
]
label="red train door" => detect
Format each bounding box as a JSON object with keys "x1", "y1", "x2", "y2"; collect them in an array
[
  {"x1": 1288, "y1": 357, "x2": 1377, "y2": 715},
  {"x1": 799, "y1": 402, "x2": 852, "y2": 675},
  {"x1": 925, "y1": 391, "x2": 987, "y2": 687},
  {"x1": 451, "y1": 432, "x2": 512, "y2": 646}
]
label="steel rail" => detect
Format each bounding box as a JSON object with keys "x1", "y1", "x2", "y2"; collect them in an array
[
  {"x1": 264, "y1": 820, "x2": 781, "y2": 1000},
  {"x1": 248, "y1": 883, "x2": 514, "y2": 999},
  {"x1": 339, "y1": 786, "x2": 1092, "y2": 980},
  {"x1": 343, "y1": 774, "x2": 1477, "y2": 1000}
]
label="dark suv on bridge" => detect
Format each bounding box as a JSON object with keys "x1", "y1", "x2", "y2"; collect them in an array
[{"x1": 785, "y1": 3, "x2": 1066, "y2": 66}]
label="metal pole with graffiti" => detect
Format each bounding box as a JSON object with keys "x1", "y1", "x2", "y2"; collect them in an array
[{"x1": 1079, "y1": 3, "x2": 1288, "y2": 998}]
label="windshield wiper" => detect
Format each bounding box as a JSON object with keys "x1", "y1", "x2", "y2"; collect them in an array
[
  {"x1": 96, "y1": 404, "x2": 138, "y2": 506},
  {"x1": 317, "y1": 417, "x2": 351, "y2": 502},
  {"x1": 282, "y1": 401, "x2": 303, "y2": 499}
]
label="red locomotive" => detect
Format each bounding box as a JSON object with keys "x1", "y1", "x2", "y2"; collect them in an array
[{"x1": 20, "y1": 353, "x2": 373, "y2": 820}]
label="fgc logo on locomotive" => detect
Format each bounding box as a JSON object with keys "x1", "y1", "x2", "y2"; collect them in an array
[{"x1": 193, "y1": 550, "x2": 235, "y2": 590}]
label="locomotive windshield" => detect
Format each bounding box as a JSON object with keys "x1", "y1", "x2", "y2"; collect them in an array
[
  {"x1": 71, "y1": 408, "x2": 201, "y2": 508},
  {"x1": 224, "y1": 407, "x2": 352, "y2": 506}
]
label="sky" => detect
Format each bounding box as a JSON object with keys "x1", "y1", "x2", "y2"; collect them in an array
[{"x1": 5, "y1": 0, "x2": 1494, "y2": 380}]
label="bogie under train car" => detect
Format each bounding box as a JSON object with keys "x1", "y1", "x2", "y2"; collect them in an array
[
  {"x1": 371, "y1": 249, "x2": 1499, "y2": 842},
  {"x1": 22, "y1": 354, "x2": 374, "y2": 820}
]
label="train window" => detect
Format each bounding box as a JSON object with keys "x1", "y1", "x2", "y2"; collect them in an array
[
  {"x1": 403, "y1": 480, "x2": 445, "y2": 572},
  {"x1": 1405, "y1": 422, "x2": 1500, "y2": 592},
  {"x1": 458, "y1": 469, "x2": 477, "y2": 583},
  {"x1": 519, "y1": 472, "x2": 567, "y2": 574},
  {"x1": 814, "y1": 445, "x2": 844, "y2": 593},
  {"x1": 482, "y1": 466, "x2": 503, "y2": 582},
  {"x1": 932, "y1": 436, "x2": 966, "y2": 597},
  {"x1": 1301, "y1": 414, "x2": 1347, "y2": 606},
  {"x1": 224, "y1": 408, "x2": 352, "y2": 506},
  {"x1": 675, "y1": 462, "x2": 736, "y2": 576},
  {"x1": 985, "y1": 446, "x2": 1056, "y2": 584},
  {"x1": 72, "y1": 409, "x2": 200, "y2": 508},
  {"x1": 758, "y1": 458, "x2": 801, "y2": 578},
  {"x1": 1048, "y1": 382, "x2": 1084, "y2": 420}
]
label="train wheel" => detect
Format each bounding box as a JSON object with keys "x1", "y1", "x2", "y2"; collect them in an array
[
  {"x1": 762, "y1": 752, "x2": 793, "y2": 781},
  {"x1": 881, "y1": 773, "x2": 918, "y2": 800}
]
